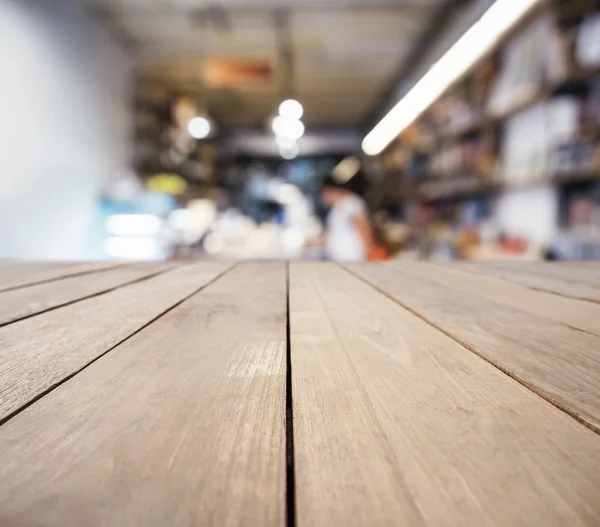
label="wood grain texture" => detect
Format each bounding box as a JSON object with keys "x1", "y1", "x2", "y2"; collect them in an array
[
  {"x1": 0, "y1": 263, "x2": 174, "y2": 326},
  {"x1": 0, "y1": 261, "x2": 123, "y2": 292},
  {"x1": 0, "y1": 262, "x2": 231, "y2": 422},
  {"x1": 290, "y1": 263, "x2": 600, "y2": 527},
  {"x1": 0, "y1": 262, "x2": 286, "y2": 527},
  {"x1": 391, "y1": 261, "x2": 600, "y2": 337},
  {"x1": 489, "y1": 261, "x2": 600, "y2": 286},
  {"x1": 450, "y1": 261, "x2": 600, "y2": 303},
  {"x1": 566, "y1": 262, "x2": 600, "y2": 269},
  {"x1": 348, "y1": 263, "x2": 600, "y2": 432}
]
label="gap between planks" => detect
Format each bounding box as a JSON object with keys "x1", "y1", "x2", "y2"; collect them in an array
[
  {"x1": 0, "y1": 261, "x2": 296, "y2": 526},
  {"x1": 0, "y1": 262, "x2": 127, "y2": 293},
  {"x1": 285, "y1": 261, "x2": 297, "y2": 527},
  {"x1": 447, "y1": 261, "x2": 600, "y2": 305},
  {"x1": 390, "y1": 261, "x2": 600, "y2": 338},
  {"x1": 340, "y1": 263, "x2": 600, "y2": 436},
  {"x1": 0, "y1": 263, "x2": 236, "y2": 428},
  {"x1": 291, "y1": 262, "x2": 600, "y2": 527},
  {"x1": 0, "y1": 262, "x2": 286, "y2": 527},
  {"x1": 0, "y1": 263, "x2": 177, "y2": 329}
]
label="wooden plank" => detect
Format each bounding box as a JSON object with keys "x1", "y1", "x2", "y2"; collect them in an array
[
  {"x1": 347, "y1": 263, "x2": 600, "y2": 432},
  {"x1": 451, "y1": 261, "x2": 600, "y2": 303},
  {"x1": 0, "y1": 262, "x2": 286, "y2": 527},
  {"x1": 566, "y1": 262, "x2": 600, "y2": 269},
  {"x1": 488, "y1": 261, "x2": 600, "y2": 286},
  {"x1": 390, "y1": 261, "x2": 600, "y2": 337},
  {"x1": 0, "y1": 263, "x2": 175, "y2": 327},
  {"x1": 291, "y1": 263, "x2": 600, "y2": 527},
  {"x1": 0, "y1": 261, "x2": 124, "y2": 292},
  {"x1": 0, "y1": 262, "x2": 232, "y2": 422}
]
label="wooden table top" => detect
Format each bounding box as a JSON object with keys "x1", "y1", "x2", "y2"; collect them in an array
[{"x1": 1, "y1": 260, "x2": 600, "y2": 526}]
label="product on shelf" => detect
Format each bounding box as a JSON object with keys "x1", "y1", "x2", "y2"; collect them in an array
[
  {"x1": 372, "y1": 3, "x2": 600, "y2": 261},
  {"x1": 577, "y1": 12, "x2": 600, "y2": 67},
  {"x1": 582, "y1": 77, "x2": 600, "y2": 129},
  {"x1": 500, "y1": 97, "x2": 581, "y2": 184},
  {"x1": 550, "y1": 181, "x2": 600, "y2": 260},
  {"x1": 553, "y1": 140, "x2": 597, "y2": 175},
  {"x1": 488, "y1": 15, "x2": 557, "y2": 117}
]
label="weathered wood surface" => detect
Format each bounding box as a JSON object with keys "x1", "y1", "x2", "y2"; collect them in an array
[
  {"x1": 0, "y1": 263, "x2": 173, "y2": 326},
  {"x1": 290, "y1": 263, "x2": 600, "y2": 527},
  {"x1": 0, "y1": 262, "x2": 231, "y2": 422},
  {"x1": 0, "y1": 261, "x2": 599, "y2": 527},
  {"x1": 450, "y1": 261, "x2": 600, "y2": 303},
  {"x1": 393, "y1": 260, "x2": 600, "y2": 336},
  {"x1": 0, "y1": 261, "x2": 123, "y2": 292},
  {"x1": 348, "y1": 262, "x2": 600, "y2": 432},
  {"x1": 0, "y1": 262, "x2": 286, "y2": 527}
]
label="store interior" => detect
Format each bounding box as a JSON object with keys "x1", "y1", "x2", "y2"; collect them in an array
[{"x1": 2, "y1": 0, "x2": 600, "y2": 262}]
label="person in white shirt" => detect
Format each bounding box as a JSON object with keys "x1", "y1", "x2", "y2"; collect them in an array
[{"x1": 320, "y1": 178, "x2": 374, "y2": 262}]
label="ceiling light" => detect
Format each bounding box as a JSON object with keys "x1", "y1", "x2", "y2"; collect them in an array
[
  {"x1": 280, "y1": 148, "x2": 298, "y2": 160},
  {"x1": 279, "y1": 143, "x2": 299, "y2": 160},
  {"x1": 276, "y1": 136, "x2": 297, "y2": 149},
  {"x1": 278, "y1": 99, "x2": 304, "y2": 120},
  {"x1": 362, "y1": 0, "x2": 543, "y2": 156},
  {"x1": 272, "y1": 115, "x2": 305, "y2": 140},
  {"x1": 188, "y1": 116, "x2": 212, "y2": 139}
]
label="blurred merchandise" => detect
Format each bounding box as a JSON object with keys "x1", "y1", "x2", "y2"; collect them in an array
[
  {"x1": 500, "y1": 97, "x2": 581, "y2": 184},
  {"x1": 576, "y1": 13, "x2": 600, "y2": 67},
  {"x1": 488, "y1": 15, "x2": 556, "y2": 118},
  {"x1": 4, "y1": 0, "x2": 600, "y2": 263},
  {"x1": 549, "y1": 181, "x2": 600, "y2": 259},
  {"x1": 553, "y1": 140, "x2": 596, "y2": 175},
  {"x1": 372, "y1": 2, "x2": 600, "y2": 262},
  {"x1": 147, "y1": 173, "x2": 188, "y2": 196}
]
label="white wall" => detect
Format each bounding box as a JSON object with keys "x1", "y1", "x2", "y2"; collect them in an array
[{"x1": 0, "y1": 0, "x2": 133, "y2": 259}]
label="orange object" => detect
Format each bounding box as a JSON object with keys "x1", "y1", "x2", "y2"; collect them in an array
[
  {"x1": 368, "y1": 244, "x2": 389, "y2": 261},
  {"x1": 204, "y1": 59, "x2": 272, "y2": 87}
]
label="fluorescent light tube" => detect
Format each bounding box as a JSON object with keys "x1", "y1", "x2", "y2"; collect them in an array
[{"x1": 362, "y1": 0, "x2": 544, "y2": 156}]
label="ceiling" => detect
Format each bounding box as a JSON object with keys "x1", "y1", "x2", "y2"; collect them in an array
[{"x1": 87, "y1": 0, "x2": 450, "y2": 128}]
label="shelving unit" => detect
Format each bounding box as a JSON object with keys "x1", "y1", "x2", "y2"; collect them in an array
[{"x1": 373, "y1": 0, "x2": 600, "y2": 260}]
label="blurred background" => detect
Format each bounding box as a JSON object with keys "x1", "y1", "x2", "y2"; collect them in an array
[{"x1": 2, "y1": 0, "x2": 600, "y2": 262}]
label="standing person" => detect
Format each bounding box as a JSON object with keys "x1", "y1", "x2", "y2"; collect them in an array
[{"x1": 320, "y1": 175, "x2": 374, "y2": 261}]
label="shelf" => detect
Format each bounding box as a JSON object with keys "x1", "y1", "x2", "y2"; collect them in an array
[
  {"x1": 405, "y1": 69, "x2": 600, "y2": 155},
  {"x1": 381, "y1": 172, "x2": 600, "y2": 205},
  {"x1": 554, "y1": 171, "x2": 600, "y2": 184},
  {"x1": 436, "y1": 120, "x2": 488, "y2": 143},
  {"x1": 417, "y1": 179, "x2": 501, "y2": 202},
  {"x1": 558, "y1": 0, "x2": 599, "y2": 24},
  {"x1": 551, "y1": 67, "x2": 600, "y2": 95},
  {"x1": 487, "y1": 67, "x2": 600, "y2": 122}
]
